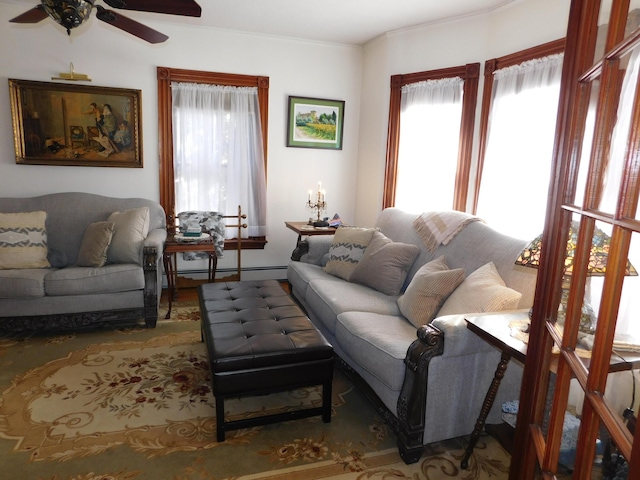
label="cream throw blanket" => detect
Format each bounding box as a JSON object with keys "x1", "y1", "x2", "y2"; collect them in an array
[{"x1": 414, "y1": 211, "x2": 484, "y2": 253}]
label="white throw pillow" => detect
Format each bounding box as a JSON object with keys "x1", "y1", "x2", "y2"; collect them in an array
[
  {"x1": 437, "y1": 261, "x2": 522, "y2": 316},
  {"x1": 106, "y1": 207, "x2": 150, "y2": 264}
]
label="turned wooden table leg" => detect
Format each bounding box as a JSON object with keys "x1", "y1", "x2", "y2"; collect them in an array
[{"x1": 461, "y1": 351, "x2": 511, "y2": 469}]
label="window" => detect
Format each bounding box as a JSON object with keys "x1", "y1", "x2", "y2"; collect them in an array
[
  {"x1": 474, "y1": 39, "x2": 565, "y2": 241},
  {"x1": 157, "y1": 67, "x2": 269, "y2": 249},
  {"x1": 383, "y1": 64, "x2": 480, "y2": 212}
]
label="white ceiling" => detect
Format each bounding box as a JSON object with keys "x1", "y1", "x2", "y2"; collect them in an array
[{"x1": 5, "y1": 0, "x2": 518, "y2": 45}]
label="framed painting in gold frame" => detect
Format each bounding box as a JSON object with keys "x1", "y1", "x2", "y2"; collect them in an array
[{"x1": 9, "y1": 79, "x2": 142, "y2": 167}]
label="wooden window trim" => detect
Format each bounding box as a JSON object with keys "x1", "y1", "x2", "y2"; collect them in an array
[
  {"x1": 471, "y1": 38, "x2": 566, "y2": 213},
  {"x1": 383, "y1": 63, "x2": 480, "y2": 211},
  {"x1": 157, "y1": 67, "x2": 269, "y2": 249}
]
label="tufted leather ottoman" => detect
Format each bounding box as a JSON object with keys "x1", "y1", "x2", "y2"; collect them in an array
[{"x1": 198, "y1": 280, "x2": 334, "y2": 441}]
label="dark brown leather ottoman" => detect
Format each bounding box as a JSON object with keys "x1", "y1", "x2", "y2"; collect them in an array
[{"x1": 198, "y1": 280, "x2": 334, "y2": 441}]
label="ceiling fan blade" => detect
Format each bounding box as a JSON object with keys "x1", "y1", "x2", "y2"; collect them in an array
[
  {"x1": 9, "y1": 5, "x2": 49, "y2": 23},
  {"x1": 96, "y1": 6, "x2": 169, "y2": 43},
  {"x1": 103, "y1": 0, "x2": 201, "y2": 17}
]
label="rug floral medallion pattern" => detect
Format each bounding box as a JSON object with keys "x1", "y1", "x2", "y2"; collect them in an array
[
  {"x1": 0, "y1": 329, "x2": 346, "y2": 462},
  {"x1": 0, "y1": 308, "x2": 512, "y2": 480}
]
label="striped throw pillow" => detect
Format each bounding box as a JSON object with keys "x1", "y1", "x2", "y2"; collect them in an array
[{"x1": 397, "y1": 255, "x2": 465, "y2": 328}]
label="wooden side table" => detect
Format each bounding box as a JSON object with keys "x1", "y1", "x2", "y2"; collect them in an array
[
  {"x1": 285, "y1": 221, "x2": 337, "y2": 260},
  {"x1": 460, "y1": 311, "x2": 640, "y2": 469},
  {"x1": 460, "y1": 312, "x2": 528, "y2": 469},
  {"x1": 163, "y1": 234, "x2": 217, "y2": 319}
]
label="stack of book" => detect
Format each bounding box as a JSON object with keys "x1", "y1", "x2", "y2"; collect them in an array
[{"x1": 183, "y1": 227, "x2": 202, "y2": 238}]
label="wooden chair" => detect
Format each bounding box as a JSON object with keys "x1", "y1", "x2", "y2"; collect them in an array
[
  {"x1": 173, "y1": 206, "x2": 248, "y2": 282},
  {"x1": 69, "y1": 126, "x2": 86, "y2": 148}
]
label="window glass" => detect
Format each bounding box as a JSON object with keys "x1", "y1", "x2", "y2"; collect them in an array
[
  {"x1": 476, "y1": 54, "x2": 564, "y2": 241},
  {"x1": 599, "y1": 45, "x2": 640, "y2": 215},
  {"x1": 395, "y1": 78, "x2": 463, "y2": 213},
  {"x1": 573, "y1": 78, "x2": 599, "y2": 209}
]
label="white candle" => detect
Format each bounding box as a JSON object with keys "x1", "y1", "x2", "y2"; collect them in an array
[
  {"x1": 308, "y1": 189, "x2": 312, "y2": 202},
  {"x1": 321, "y1": 189, "x2": 326, "y2": 203}
]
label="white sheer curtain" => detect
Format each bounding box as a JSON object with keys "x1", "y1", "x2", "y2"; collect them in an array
[
  {"x1": 395, "y1": 77, "x2": 463, "y2": 213},
  {"x1": 571, "y1": 45, "x2": 640, "y2": 416},
  {"x1": 476, "y1": 53, "x2": 564, "y2": 241},
  {"x1": 171, "y1": 82, "x2": 267, "y2": 238},
  {"x1": 590, "y1": 44, "x2": 640, "y2": 340}
]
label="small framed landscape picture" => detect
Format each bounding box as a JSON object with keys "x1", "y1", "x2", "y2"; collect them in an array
[{"x1": 287, "y1": 96, "x2": 345, "y2": 150}]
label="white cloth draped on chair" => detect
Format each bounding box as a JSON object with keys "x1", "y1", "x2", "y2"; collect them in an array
[{"x1": 177, "y1": 211, "x2": 225, "y2": 260}]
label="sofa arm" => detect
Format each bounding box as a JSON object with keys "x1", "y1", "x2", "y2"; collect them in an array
[
  {"x1": 144, "y1": 228, "x2": 168, "y2": 255},
  {"x1": 396, "y1": 323, "x2": 444, "y2": 464},
  {"x1": 298, "y1": 235, "x2": 334, "y2": 265},
  {"x1": 430, "y1": 310, "x2": 529, "y2": 358},
  {"x1": 141, "y1": 228, "x2": 167, "y2": 328}
]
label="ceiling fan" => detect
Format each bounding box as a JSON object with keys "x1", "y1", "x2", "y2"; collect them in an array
[{"x1": 9, "y1": 0, "x2": 202, "y2": 44}]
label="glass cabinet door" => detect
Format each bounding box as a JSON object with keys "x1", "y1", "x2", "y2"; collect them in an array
[{"x1": 511, "y1": 0, "x2": 640, "y2": 478}]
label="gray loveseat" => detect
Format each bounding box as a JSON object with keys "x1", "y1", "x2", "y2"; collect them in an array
[
  {"x1": 0, "y1": 192, "x2": 166, "y2": 332},
  {"x1": 287, "y1": 207, "x2": 537, "y2": 463}
]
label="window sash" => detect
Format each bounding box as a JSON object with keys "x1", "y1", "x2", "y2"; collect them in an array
[{"x1": 383, "y1": 63, "x2": 480, "y2": 212}]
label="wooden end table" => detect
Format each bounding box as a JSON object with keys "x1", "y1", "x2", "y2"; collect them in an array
[
  {"x1": 460, "y1": 311, "x2": 640, "y2": 469},
  {"x1": 163, "y1": 233, "x2": 217, "y2": 319},
  {"x1": 460, "y1": 312, "x2": 528, "y2": 469},
  {"x1": 285, "y1": 221, "x2": 337, "y2": 260}
]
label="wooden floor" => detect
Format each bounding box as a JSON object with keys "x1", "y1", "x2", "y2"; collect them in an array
[{"x1": 161, "y1": 280, "x2": 291, "y2": 303}]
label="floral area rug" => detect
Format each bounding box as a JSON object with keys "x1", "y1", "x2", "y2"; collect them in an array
[{"x1": 0, "y1": 303, "x2": 511, "y2": 480}]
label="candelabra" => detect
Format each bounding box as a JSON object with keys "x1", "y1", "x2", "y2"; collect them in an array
[{"x1": 307, "y1": 182, "x2": 327, "y2": 226}]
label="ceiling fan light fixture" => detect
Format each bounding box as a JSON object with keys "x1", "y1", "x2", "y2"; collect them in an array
[{"x1": 41, "y1": 0, "x2": 94, "y2": 35}]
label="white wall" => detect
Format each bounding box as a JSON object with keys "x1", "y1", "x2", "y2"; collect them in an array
[
  {"x1": 0, "y1": 0, "x2": 572, "y2": 278},
  {"x1": 355, "y1": 0, "x2": 572, "y2": 227},
  {"x1": 0, "y1": 5, "x2": 363, "y2": 279}
]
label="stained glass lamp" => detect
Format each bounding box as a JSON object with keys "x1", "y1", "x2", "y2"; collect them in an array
[{"x1": 515, "y1": 222, "x2": 637, "y2": 333}]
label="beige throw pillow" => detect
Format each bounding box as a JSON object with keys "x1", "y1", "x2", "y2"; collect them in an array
[
  {"x1": 0, "y1": 211, "x2": 50, "y2": 269},
  {"x1": 351, "y1": 231, "x2": 419, "y2": 295},
  {"x1": 106, "y1": 207, "x2": 150, "y2": 264},
  {"x1": 397, "y1": 256, "x2": 465, "y2": 328},
  {"x1": 77, "y1": 221, "x2": 115, "y2": 267},
  {"x1": 323, "y1": 226, "x2": 376, "y2": 281},
  {"x1": 438, "y1": 261, "x2": 522, "y2": 316}
]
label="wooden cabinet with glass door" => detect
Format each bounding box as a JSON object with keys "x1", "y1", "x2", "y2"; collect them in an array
[{"x1": 510, "y1": 1, "x2": 640, "y2": 479}]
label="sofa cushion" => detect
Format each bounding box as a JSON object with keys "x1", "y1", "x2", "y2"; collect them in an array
[
  {"x1": 0, "y1": 268, "x2": 50, "y2": 298},
  {"x1": 323, "y1": 226, "x2": 376, "y2": 281},
  {"x1": 0, "y1": 211, "x2": 50, "y2": 269},
  {"x1": 107, "y1": 207, "x2": 150, "y2": 264},
  {"x1": 336, "y1": 311, "x2": 416, "y2": 392},
  {"x1": 305, "y1": 278, "x2": 401, "y2": 336},
  {"x1": 350, "y1": 231, "x2": 419, "y2": 296},
  {"x1": 438, "y1": 261, "x2": 522, "y2": 316},
  {"x1": 45, "y1": 264, "x2": 145, "y2": 296},
  {"x1": 397, "y1": 255, "x2": 465, "y2": 328},
  {"x1": 77, "y1": 222, "x2": 115, "y2": 268}
]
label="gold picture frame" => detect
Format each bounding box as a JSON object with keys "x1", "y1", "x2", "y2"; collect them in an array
[{"x1": 9, "y1": 79, "x2": 142, "y2": 167}]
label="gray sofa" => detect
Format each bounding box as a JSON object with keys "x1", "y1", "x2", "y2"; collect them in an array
[
  {"x1": 0, "y1": 192, "x2": 166, "y2": 332},
  {"x1": 287, "y1": 207, "x2": 537, "y2": 463}
]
